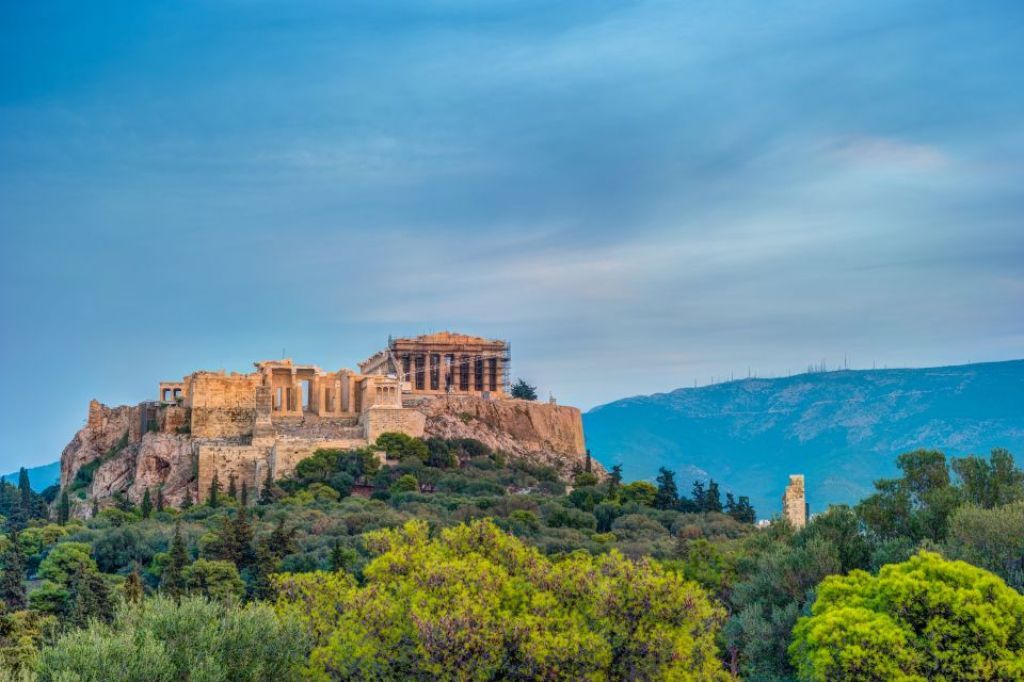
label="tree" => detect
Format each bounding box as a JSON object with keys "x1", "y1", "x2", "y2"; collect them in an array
[
  {"x1": 183, "y1": 559, "x2": 245, "y2": 602},
  {"x1": 241, "y1": 481, "x2": 249, "y2": 507},
  {"x1": 66, "y1": 565, "x2": 114, "y2": 629},
  {"x1": 208, "y1": 471, "x2": 221, "y2": 508},
  {"x1": 181, "y1": 488, "x2": 193, "y2": 510},
  {"x1": 510, "y1": 378, "x2": 538, "y2": 401},
  {"x1": 790, "y1": 551, "x2": 1024, "y2": 681},
  {"x1": 250, "y1": 540, "x2": 278, "y2": 601},
  {"x1": 36, "y1": 597, "x2": 308, "y2": 682},
  {"x1": 91, "y1": 498, "x2": 99, "y2": 518},
  {"x1": 607, "y1": 464, "x2": 623, "y2": 499},
  {"x1": 227, "y1": 473, "x2": 238, "y2": 501},
  {"x1": 0, "y1": 531, "x2": 27, "y2": 610},
  {"x1": 654, "y1": 467, "x2": 679, "y2": 510},
  {"x1": 391, "y1": 474, "x2": 419, "y2": 493},
  {"x1": 58, "y1": 489, "x2": 71, "y2": 525},
  {"x1": 374, "y1": 433, "x2": 429, "y2": 461},
  {"x1": 274, "y1": 519, "x2": 729, "y2": 681},
  {"x1": 268, "y1": 519, "x2": 298, "y2": 560},
  {"x1": 705, "y1": 480, "x2": 723, "y2": 513},
  {"x1": 124, "y1": 565, "x2": 143, "y2": 604},
  {"x1": 691, "y1": 480, "x2": 706, "y2": 511},
  {"x1": 140, "y1": 488, "x2": 153, "y2": 519},
  {"x1": 259, "y1": 466, "x2": 277, "y2": 505},
  {"x1": 155, "y1": 487, "x2": 165, "y2": 513},
  {"x1": 952, "y1": 448, "x2": 1024, "y2": 509},
  {"x1": 17, "y1": 468, "x2": 31, "y2": 518},
  {"x1": 945, "y1": 499, "x2": 1024, "y2": 591},
  {"x1": 163, "y1": 522, "x2": 189, "y2": 601}
]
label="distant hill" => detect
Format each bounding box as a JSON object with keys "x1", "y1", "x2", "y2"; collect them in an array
[
  {"x1": 2, "y1": 461, "x2": 60, "y2": 492},
  {"x1": 584, "y1": 359, "x2": 1024, "y2": 518}
]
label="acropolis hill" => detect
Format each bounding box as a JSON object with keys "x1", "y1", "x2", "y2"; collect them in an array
[{"x1": 60, "y1": 333, "x2": 588, "y2": 514}]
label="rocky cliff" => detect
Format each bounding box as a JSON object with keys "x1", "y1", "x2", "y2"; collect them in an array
[
  {"x1": 414, "y1": 396, "x2": 596, "y2": 477},
  {"x1": 59, "y1": 394, "x2": 591, "y2": 516}
]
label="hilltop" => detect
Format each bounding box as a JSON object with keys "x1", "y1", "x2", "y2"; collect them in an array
[{"x1": 584, "y1": 359, "x2": 1024, "y2": 515}]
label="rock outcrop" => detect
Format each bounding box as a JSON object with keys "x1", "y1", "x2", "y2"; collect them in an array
[{"x1": 58, "y1": 394, "x2": 592, "y2": 515}]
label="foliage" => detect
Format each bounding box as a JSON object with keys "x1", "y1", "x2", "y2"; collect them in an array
[
  {"x1": 276, "y1": 519, "x2": 729, "y2": 681},
  {"x1": 34, "y1": 596, "x2": 309, "y2": 682},
  {"x1": 510, "y1": 378, "x2": 538, "y2": 401},
  {"x1": 182, "y1": 559, "x2": 245, "y2": 602},
  {"x1": 790, "y1": 551, "x2": 1024, "y2": 681}
]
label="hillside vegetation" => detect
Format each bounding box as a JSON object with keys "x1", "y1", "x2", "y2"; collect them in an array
[{"x1": 1, "y1": 433, "x2": 1022, "y2": 680}]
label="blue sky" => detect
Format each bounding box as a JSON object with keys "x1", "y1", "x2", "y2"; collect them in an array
[{"x1": 1, "y1": 1, "x2": 1022, "y2": 470}]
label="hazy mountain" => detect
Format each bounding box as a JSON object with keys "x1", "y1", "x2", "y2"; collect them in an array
[
  {"x1": 584, "y1": 360, "x2": 1024, "y2": 518},
  {"x1": 2, "y1": 460, "x2": 61, "y2": 492}
]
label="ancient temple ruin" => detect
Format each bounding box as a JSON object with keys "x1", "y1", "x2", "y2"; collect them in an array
[
  {"x1": 148, "y1": 333, "x2": 509, "y2": 501},
  {"x1": 781, "y1": 474, "x2": 808, "y2": 529}
]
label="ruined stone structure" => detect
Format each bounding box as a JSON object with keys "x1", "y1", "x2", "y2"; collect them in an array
[
  {"x1": 59, "y1": 332, "x2": 591, "y2": 515},
  {"x1": 781, "y1": 474, "x2": 808, "y2": 529},
  {"x1": 359, "y1": 332, "x2": 510, "y2": 396}
]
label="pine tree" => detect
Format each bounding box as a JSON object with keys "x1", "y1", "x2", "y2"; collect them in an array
[
  {"x1": 736, "y1": 496, "x2": 756, "y2": 524},
  {"x1": 259, "y1": 467, "x2": 276, "y2": 505},
  {"x1": 164, "y1": 521, "x2": 189, "y2": 601},
  {"x1": 208, "y1": 472, "x2": 221, "y2": 508},
  {"x1": 124, "y1": 564, "x2": 144, "y2": 604},
  {"x1": 91, "y1": 498, "x2": 99, "y2": 518},
  {"x1": 181, "y1": 488, "x2": 193, "y2": 510},
  {"x1": 607, "y1": 464, "x2": 623, "y2": 499},
  {"x1": 585, "y1": 449, "x2": 593, "y2": 473},
  {"x1": 240, "y1": 481, "x2": 249, "y2": 507},
  {"x1": 0, "y1": 531, "x2": 27, "y2": 610},
  {"x1": 156, "y1": 487, "x2": 165, "y2": 513},
  {"x1": 249, "y1": 539, "x2": 278, "y2": 601},
  {"x1": 724, "y1": 492, "x2": 737, "y2": 517},
  {"x1": 268, "y1": 518, "x2": 298, "y2": 559},
  {"x1": 227, "y1": 473, "x2": 238, "y2": 502},
  {"x1": 705, "y1": 480, "x2": 723, "y2": 513},
  {"x1": 654, "y1": 467, "x2": 680, "y2": 510},
  {"x1": 66, "y1": 567, "x2": 114, "y2": 628},
  {"x1": 58, "y1": 489, "x2": 71, "y2": 525},
  {"x1": 691, "y1": 480, "x2": 706, "y2": 512},
  {"x1": 141, "y1": 489, "x2": 153, "y2": 519},
  {"x1": 232, "y1": 507, "x2": 256, "y2": 570},
  {"x1": 17, "y1": 468, "x2": 31, "y2": 517}
]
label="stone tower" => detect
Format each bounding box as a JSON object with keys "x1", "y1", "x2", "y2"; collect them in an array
[{"x1": 782, "y1": 474, "x2": 807, "y2": 529}]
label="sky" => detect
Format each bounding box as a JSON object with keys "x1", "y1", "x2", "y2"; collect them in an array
[{"x1": 1, "y1": 0, "x2": 1023, "y2": 470}]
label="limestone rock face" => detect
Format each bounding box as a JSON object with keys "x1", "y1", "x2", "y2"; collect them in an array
[
  {"x1": 416, "y1": 396, "x2": 597, "y2": 478},
  {"x1": 59, "y1": 400, "x2": 135, "y2": 490}
]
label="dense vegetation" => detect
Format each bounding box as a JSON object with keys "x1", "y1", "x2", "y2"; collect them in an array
[{"x1": 0, "y1": 437, "x2": 1022, "y2": 680}]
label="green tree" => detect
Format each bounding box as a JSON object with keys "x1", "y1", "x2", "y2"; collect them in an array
[
  {"x1": 0, "y1": 531, "x2": 27, "y2": 611},
  {"x1": 654, "y1": 467, "x2": 679, "y2": 510},
  {"x1": 952, "y1": 448, "x2": 1024, "y2": 509},
  {"x1": 250, "y1": 539, "x2": 278, "y2": 601},
  {"x1": 162, "y1": 522, "x2": 189, "y2": 601},
  {"x1": 58, "y1": 489, "x2": 71, "y2": 526},
  {"x1": 184, "y1": 559, "x2": 245, "y2": 602},
  {"x1": 705, "y1": 480, "x2": 723, "y2": 513},
  {"x1": 945, "y1": 499, "x2": 1024, "y2": 591},
  {"x1": 227, "y1": 473, "x2": 238, "y2": 501},
  {"x1": 208, "y1": 471, "x2": 221, "y2": 508},
  {"x1": 155, "y1": 487, "x2": 165, "y2": 513},
  {"x1": 790, "y1": 551, "x2": 1024, "y2": 681},
  {"x1": 140, "y1": 489, "x2": 153, "y2": 519},
  {"x1": 241, "y1": 481, "x2": 249, "y2": 507},
  {"x1": 17, "y1": 468, "x2": 31, "y2": 518},
  {"x1": 259, "y1": 466, "x2": 278, "y2": 505},
  {"x1": 66, "y1": 564, "x2": 114, "y2": 629},
  {"x1": 181, "y1": 488, "x2": 193, "y2": 510},
  {"x1": 36, "y1": 596, "x2": 309, "y2": 682},
  {"x1": 375, "y1": 432, "x2": 429, "y2": 461},
  {"x1": 275, "y1": 519, "x2": 728, "y2": 681},
  {"x1": 391, "y1": 473, "x2": 419, "y2": 493},
  {"x1": 510, "y1": 378, "x2": 538, "y2": 400},
  {"x1": 606, "y1": 463, "x2": 623, "y2": 499}
]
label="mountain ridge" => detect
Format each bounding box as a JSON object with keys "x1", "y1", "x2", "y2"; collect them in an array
[{"x1": 584, "y1": 359, "x2": 1024, "y2": 516}]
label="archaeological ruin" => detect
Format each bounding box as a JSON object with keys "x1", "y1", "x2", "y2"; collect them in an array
[
  {"x1": 60, "y1": 332, "x2": 588, "y2": 512},
  {"x1": 781, "y1": 474, "x2": 808, "y2": 529}
]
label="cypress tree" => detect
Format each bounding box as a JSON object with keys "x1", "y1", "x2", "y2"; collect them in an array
[
  {"x1": 141, "y1": 489, "x2": 153, "y2": 519},
  {"x1": 208, "y1": 472, "x2": 221, "y2": 508},
  {"x1": 58, "y1": 489, "x2": 71, "y2": 525},
  {"x1": 240, "y1": 481, "x2": 249, "y2": 507},
  {"x1": 91, "y1": 498, "x2": 99, "y2": 518},
  {"x1": 259, "y1": 467, "x2": 276, "y2": 505},
  {"x1": 249, "y1": 539, "x2": 277, "y2": 601},
  {"x1": 705, "y1": 480, "x2": 723, "y2": 513},
  {"x1": 233, "y1": 507, "x2": 256, "y2": 570},
  {"x1": 0, "y1": 531, "x2": 27, "y2": 610},
  {"x1": 607, "y1": 464, "x2": 623, "y2": 499},
  {"x1": 654, "y1": 467, "x2": 680, "y2": 510},
  {"x1": 691, "y1": 480, "x2": 706, "y2": 512},
  {"x1": 227, "y1": 473, "x2": 238, "y2": 502},
  {"x1": 181, "y1": 488, "x2": 193, "y2": 510},
  {"x1": 585, "y1": 449, "x2": 592, "y2": 473},
  {"x1": 66, "y1": 567, "x2": 113, "y2": 628},
  {"x1": 124, "y1": 564, "x2": 143, "y2": 603},
  {"x1": 156, "y1": 487, "x2": 165, "y2": 513},
  {"x1": 17, "y1": 468, "x2": 31, "y2": 517},
  {"x1": 164, "y1": 521, "x2": 189, "y2": 601},
  {"x1": 268, "y1": 518, "x2": 298, "y2": 559}
]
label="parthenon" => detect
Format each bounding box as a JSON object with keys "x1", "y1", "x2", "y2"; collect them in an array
[{"x1": 358, "y1": 332, "x2": 510, "y2": 395}]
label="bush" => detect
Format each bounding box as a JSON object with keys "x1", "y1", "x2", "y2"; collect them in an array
[
  {"x1": 790, "y1": 551, "x2": 1024, "y2": 681},
  {"x1": 35, "y1": 596, "x2": 309, "y2": 681}
]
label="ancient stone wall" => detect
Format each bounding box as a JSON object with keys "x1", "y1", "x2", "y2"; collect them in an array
[
  {"x1": 272, "y1": 438, "x2": 370, "y2": 480},
  {"x1": 782, "y1": 474, "x2": 807, "y2": 529},
  {"x1": 188, "y1": 373, "x2": 260, "y2": 439},
  {"x1": 362, "y1": 405, "x2": 426, "y2": 443},
  {"x1": 196, "y1": 444, "x2": 266, "y2": 502}
]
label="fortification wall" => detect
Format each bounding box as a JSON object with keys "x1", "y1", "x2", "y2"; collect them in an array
[
  {"x1": 362, "y1": 406, "x2": 426, "y2": 443},
  {"x1": 189, "y1": 374, "x2": 260, "y2": 439}
]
